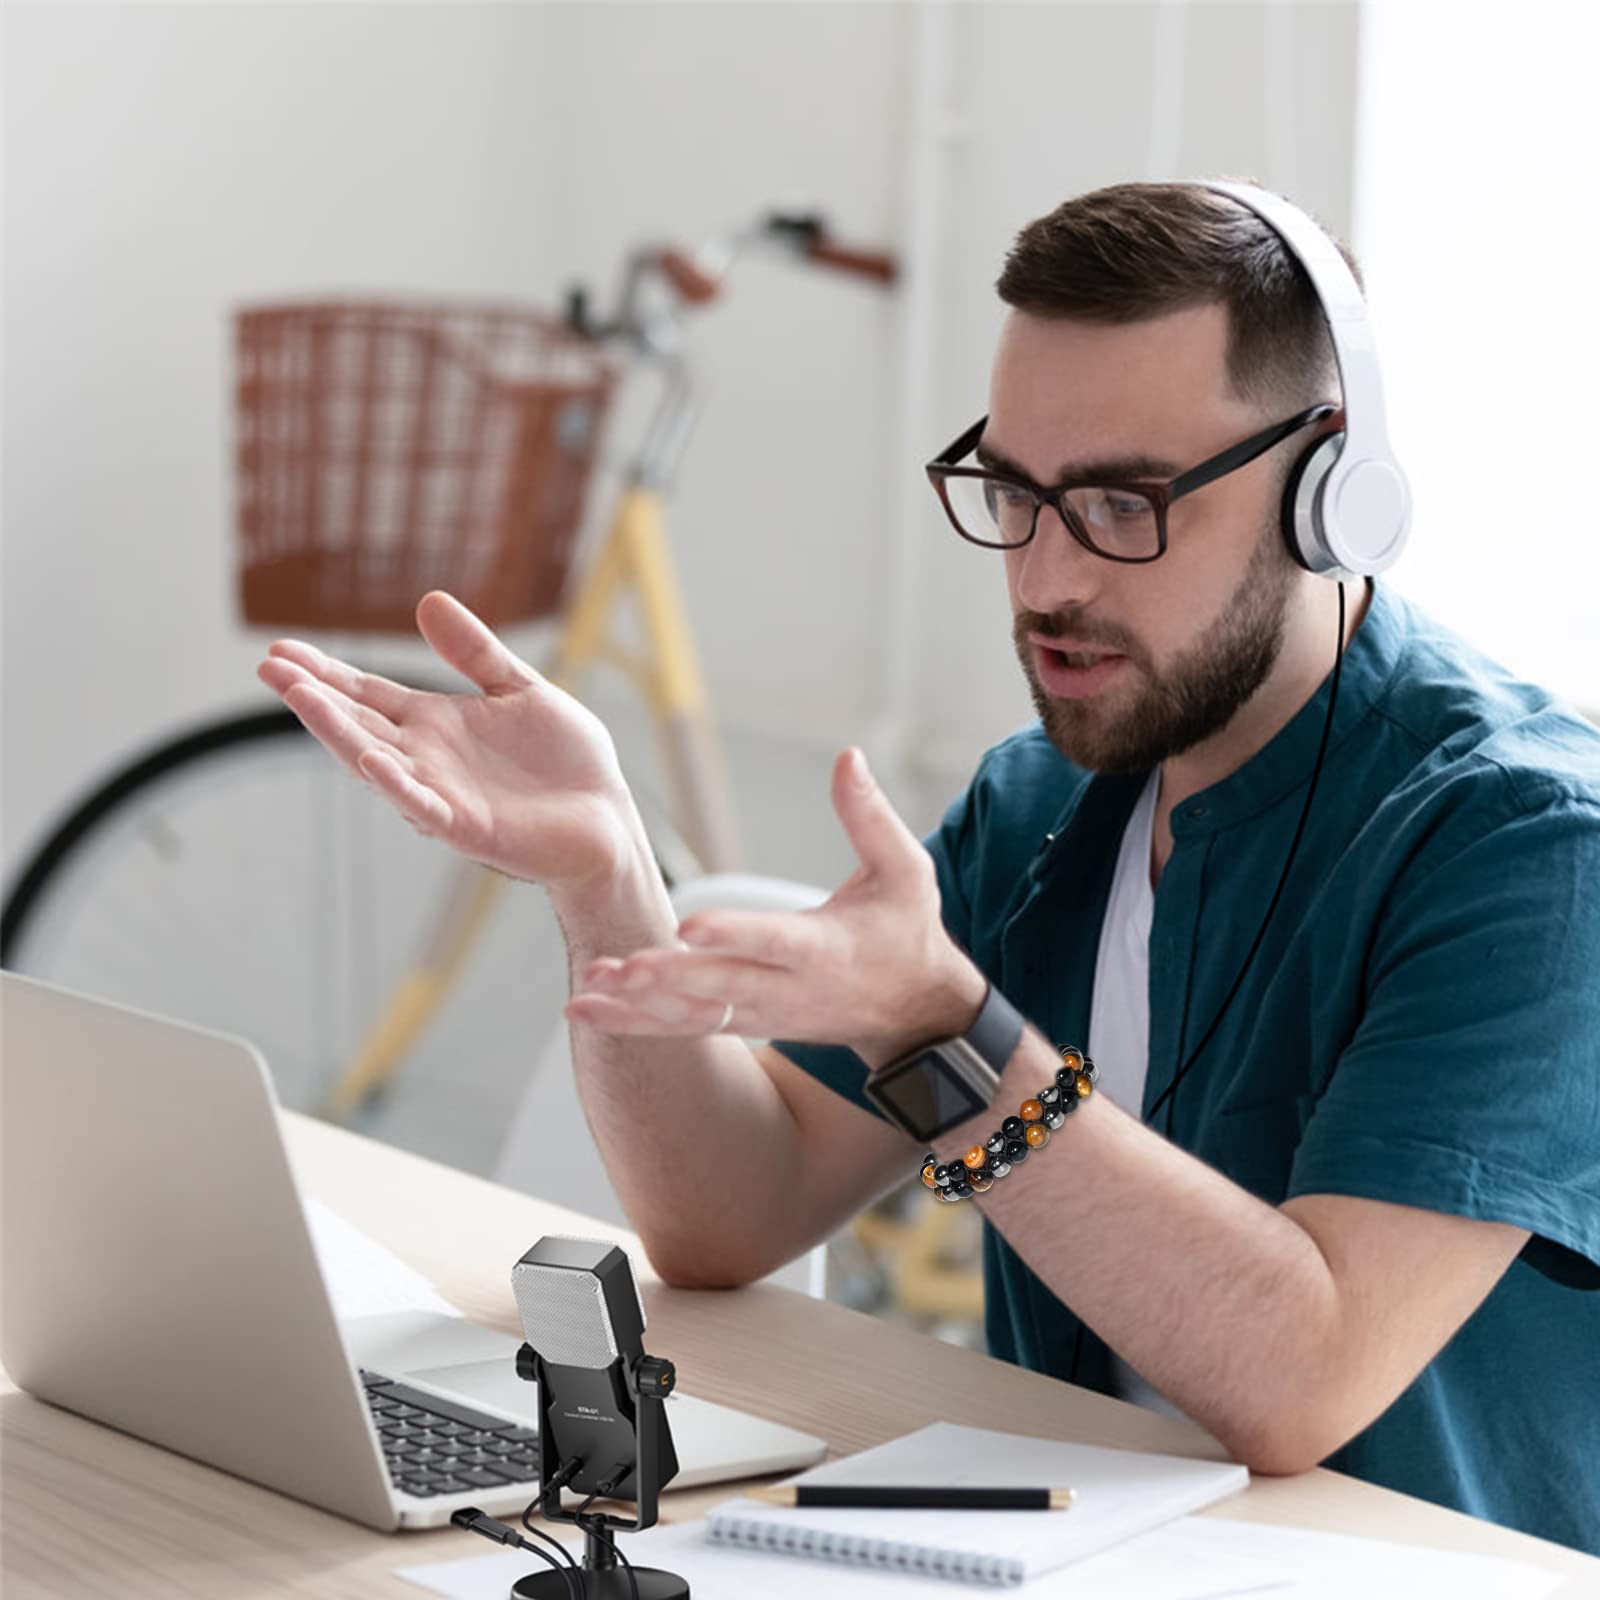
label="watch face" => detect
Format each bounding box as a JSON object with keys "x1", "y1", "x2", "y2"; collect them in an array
[{"x1": 867, "y1": 1048, "x2": 993, "y2": 1140}]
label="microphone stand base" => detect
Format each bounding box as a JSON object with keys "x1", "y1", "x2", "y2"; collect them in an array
[{"x1": 511, "y1": 1567, "x2": 689, "y2": 1599}]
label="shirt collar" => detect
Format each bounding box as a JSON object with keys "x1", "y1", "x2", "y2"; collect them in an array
[{"x1": 1167, "y1": 576, "x2": 1408, "y2": 839}]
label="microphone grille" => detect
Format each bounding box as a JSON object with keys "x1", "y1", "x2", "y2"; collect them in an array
[{"x1": 512, "y1": 1261, "x2": 621, "y2": 1369}]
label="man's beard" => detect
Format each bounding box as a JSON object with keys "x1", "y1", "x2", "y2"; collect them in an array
[{"x1": 1014, "y1": 519, "x2": 1296, "y2": 775}]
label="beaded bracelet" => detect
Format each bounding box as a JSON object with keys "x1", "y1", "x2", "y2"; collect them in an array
[{"x1": 920, "y1": 1046, "x2": 1097, "y2": 1202}]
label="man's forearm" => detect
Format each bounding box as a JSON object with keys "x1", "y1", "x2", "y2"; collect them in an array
[
  {"x1": 930, "y1": 1030, "x2": 1341, "y2": 1471},
  {"x1": 549, "y1": 846, "x2": 806, "y2": 1287}
]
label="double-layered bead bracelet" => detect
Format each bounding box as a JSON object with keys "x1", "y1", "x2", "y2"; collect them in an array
[{"x1": 921, "y1": 1047, "x2": 1098, "y2": 1202}]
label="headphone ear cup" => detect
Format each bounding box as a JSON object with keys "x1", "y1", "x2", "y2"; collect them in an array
[{"x1": 1279, "y1": 432, "x2": 1343, "y2": 576}]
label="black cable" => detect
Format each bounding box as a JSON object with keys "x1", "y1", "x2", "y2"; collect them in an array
[
  {"x1": 573, "y1": 1467, "x2": 641, "y2": 1600},
  {"x1": 1068, "y1": 580, "x2": 1349, "y2": 1385},
  {"x1": 451, "y1": 1509, "x2": 581, "y2": 1600},
  {"x1": 519, "y1": 1501, "x2": 584, "y2": 1598},
  {"x1": 1145, "y1": 578, "x2": 1347, "y2": 1134}
]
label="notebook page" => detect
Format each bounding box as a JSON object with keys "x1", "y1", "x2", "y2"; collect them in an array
[{"x1": 706, "y1": 1421, "x2": 1249, "y2": 1585}]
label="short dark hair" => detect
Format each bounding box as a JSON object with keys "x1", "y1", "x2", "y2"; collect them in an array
[{"x1": 996, "y1": 180, "x2": 1361, "y2": 410}]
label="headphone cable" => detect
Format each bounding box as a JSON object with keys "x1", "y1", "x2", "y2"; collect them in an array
[{"x1": 1069, "y1": 579, "x2": 1349, "y2": 1383}]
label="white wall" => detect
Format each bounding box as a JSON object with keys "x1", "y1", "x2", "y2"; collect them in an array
[
  {"x1": 3, "y1": 0, "x2": 1359, "y2": 879},
  {"x1": 3, "y1": 1, "x2": 555, "y2": 868},
  {"x1": 1354, "y1": 0, "x2": 1600, "y2": 713}
]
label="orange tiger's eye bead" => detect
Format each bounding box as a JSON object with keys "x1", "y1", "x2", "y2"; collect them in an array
[
  {"x1": 1059, "y1": 1047, "x2": 1084, "y2": 1072},
  {"x1": 1024, "y1": 1123, "x2": 1049, "y2": 1148},
  {"x1": 963, "y1": 1147, "x2": 987, "y2": 1170},
  {"x1": 1075, "y1": 1073, "x2": 1093, "y2": 1098},
  {"x1": 922, "y1": 1164, "x2": 938, "y2": 1188},
  {"x1": 1020, "y1": 1098, "x2": 1043, "y2": 1122}
]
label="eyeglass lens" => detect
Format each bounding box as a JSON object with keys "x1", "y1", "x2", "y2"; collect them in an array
[{"x1": 944, "y1": 474, "x2": 1161, "y2": 558}]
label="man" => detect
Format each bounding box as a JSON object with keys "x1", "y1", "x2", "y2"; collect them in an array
[{"x1": 259, "y1": 183, "x2": 1600, "y2": 1553}]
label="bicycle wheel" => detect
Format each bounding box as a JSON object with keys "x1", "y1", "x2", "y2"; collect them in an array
[{"x1": 0, "y1": 707, "x2": 574, "y2": 1169}]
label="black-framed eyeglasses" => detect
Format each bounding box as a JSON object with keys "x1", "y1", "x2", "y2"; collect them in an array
[{"x1": 925, "y1": 403, "x2": 1340, "y2": 561}]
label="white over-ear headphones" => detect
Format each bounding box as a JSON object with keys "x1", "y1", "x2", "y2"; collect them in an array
[{"x1": 1201, "y1": 181, "x2": 1411, "y2": 580}]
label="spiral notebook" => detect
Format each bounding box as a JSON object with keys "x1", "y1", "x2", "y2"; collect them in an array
[{"x1": 705, "y1": 1421, "x2": 1250, "y2": 1588}]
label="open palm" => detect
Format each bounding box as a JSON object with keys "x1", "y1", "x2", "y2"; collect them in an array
[{"x1": 256, "y1": 591, "x2": 644, "y2": 890}]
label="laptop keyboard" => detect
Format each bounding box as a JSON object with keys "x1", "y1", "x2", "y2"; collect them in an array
[{"x1": 360, "y1": 1369, "x2": 541, "y2": 1500}]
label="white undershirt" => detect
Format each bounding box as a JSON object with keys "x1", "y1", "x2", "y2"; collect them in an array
[{"x1": 1086, "y1": 771, "x2": 1189, "y2": 1423}]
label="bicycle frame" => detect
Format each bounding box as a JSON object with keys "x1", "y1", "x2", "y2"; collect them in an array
[{"x1": 319, "y1": 211, "x2": 896, "y2": 1121}]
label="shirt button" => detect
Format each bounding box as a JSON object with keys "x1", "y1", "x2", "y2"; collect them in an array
[{"x1": 1186, "y1": 804, "x2": 1207, "y2": 819}]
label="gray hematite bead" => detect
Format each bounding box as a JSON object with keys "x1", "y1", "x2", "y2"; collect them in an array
[
  {"x1": 988, "y1": 1159, "x2": 1012, "y2": 1177},
  {"x1": 1042, "y1": 1108, "x2": 1066, "y2": 1129},
  {"x1": 1040, "y1": 1085, "x2": 1061, "y2": 1105},
  {"x1": 985, "y1": 1133, "x2": 1007, "y2": 1155}
]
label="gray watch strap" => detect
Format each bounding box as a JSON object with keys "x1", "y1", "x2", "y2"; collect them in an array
[{"x1": 965, "y1": 982, "x2": 1024, "y2": 1073}]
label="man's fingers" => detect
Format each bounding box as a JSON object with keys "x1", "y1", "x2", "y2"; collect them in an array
[
  {"x1": 415, "y1": 590, "x2": 539, "y2": 697},
  {"x1": 675, "y1": 909, "x2": 815, "y2": 966},
  {"x1": 830, "y1": 747, "x2": 925, "y2": 879},
  {"x1": 259, "y1": 657, "x2": 408, "y2": 751},
  {"x1": 580, "y1": 947, "x2": 780, "y2": 1009},
  {"x1": 280, "y1": 681, "x2": 390, "y2": 781},
  {"x1": 357, "y1": 748, "x2": 453, "y2": 832},
  {"x1": 564, "y1": 991, "x2": 735, "y2": 1037},
  {"x1": 265, "y1": 639, "x2": 414, "y2": 721}
]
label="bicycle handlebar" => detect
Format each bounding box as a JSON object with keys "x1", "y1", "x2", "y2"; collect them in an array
[
  {"x1": 647, "y1": 214, "x2": 898, "y2": 312},
  {"x1": 799, "y1": 239, "x2": 898, "y2": 285},
  {"x1": 656, "y1": 247, "x2": 722, "y2": 305}
]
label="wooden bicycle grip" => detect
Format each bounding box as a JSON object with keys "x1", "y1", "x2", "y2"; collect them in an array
[
  {"x1": 803, "y1": 239, "x2": 899, "y2": 286},
  {"x1": 656, "y1": 247, "x2": 721, "y2": 304}
]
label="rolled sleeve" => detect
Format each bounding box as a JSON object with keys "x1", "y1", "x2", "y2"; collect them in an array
[{"x1": 1286, "y1": 794, "x2": 1600, "y2": 1288}]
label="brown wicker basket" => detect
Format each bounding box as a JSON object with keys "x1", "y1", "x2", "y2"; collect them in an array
[{"x1": 235, "y1": 301, "x2": 615, "y2": 633}]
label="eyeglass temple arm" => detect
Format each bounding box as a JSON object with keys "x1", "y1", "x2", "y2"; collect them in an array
[
  {"x1": 931, "y1": 415, "x2": 989, "y2": 468},
  {"x1": 1167, "y1": 404, "x2": 1340, "y2": 502}
]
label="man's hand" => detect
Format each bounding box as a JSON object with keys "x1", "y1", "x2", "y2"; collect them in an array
[
  {"x1": 567, "y1": 747, "x2": 986, "y2": 1061},
  {"x1": 256, "y1": 591, "x2": 649, "y2": 893}
]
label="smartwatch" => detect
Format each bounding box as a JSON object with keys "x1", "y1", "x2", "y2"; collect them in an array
[{"x1": 863, "y1": 983, "x2": 1025, "y2": 1141}]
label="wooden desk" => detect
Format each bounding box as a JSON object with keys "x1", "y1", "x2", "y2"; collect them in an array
[{"x1": 3, "y1": 1113, "x2": 1595, "y2": 1596}]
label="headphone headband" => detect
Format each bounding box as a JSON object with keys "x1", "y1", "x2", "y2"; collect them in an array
[{"x1": 1199, "y1": 180, "x2": 1411, "y2": 578}]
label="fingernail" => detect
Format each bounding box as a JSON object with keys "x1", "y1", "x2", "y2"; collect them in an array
[{"x1": 850, "y1": 747, "x2": 871, "y2": 788}]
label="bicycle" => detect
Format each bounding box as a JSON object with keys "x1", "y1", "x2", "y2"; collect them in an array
[{"x1": 2, "y1": 210, "x2": 896, "y2": 1145}]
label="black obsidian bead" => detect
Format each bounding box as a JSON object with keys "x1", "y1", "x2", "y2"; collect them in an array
[
  {"x1": 948, "y1": 1177, "x2": 972, "y2": 1198},
  {"x1": 1003, "y1": 1139, "x2": 1029, "y2": 1164},
  {"x1": 1055, "y1": 1066, "x2": 1080, "y2": 1093},
  {"x1": 1001, "y1": 1116, "x2": 1026, "y2": 1140},
  {"x1": 1057, "y1": 1086, "x2": 1079, "y2": 1115}
]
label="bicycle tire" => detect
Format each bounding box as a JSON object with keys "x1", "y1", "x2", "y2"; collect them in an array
[
  {"x1": 2, "y1": 708, "x2": 305, "y2": 966},
  {"x1": 1, "y1": 701, "x2": 680, "y2": 1163},
  {"x1": 1, "y1": 707, "x2": 568, "y2": 1152}
]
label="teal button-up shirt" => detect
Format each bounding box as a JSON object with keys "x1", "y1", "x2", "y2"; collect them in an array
[{"x1": 775, "y1": 579, "x2": 1600, "y2": 1554}]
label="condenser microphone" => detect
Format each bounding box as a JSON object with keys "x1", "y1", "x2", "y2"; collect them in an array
[
  {"x1": 511, "y1": 1235, "x2": 679, "y2": 1505},
  {"x1": 502, "y1": 1236, "x2": 687, "y2": 1599}
]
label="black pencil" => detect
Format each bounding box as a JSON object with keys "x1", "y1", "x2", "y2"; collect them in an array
[{"x1": 747, "y1": 1485, "x2": 1075, "y2": 1511}]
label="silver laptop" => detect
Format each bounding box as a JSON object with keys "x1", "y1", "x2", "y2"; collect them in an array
[{"x1": 0, "y1": 971, "x2": 825, "y2": 1529}]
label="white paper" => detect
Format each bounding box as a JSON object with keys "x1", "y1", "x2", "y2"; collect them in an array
[
  {"x1": 1161, "y1": 1519, "x2": 1568, "y2": 1600},
  {"x1": 303, "y1": 1197, "x2": 462, "y2": 1322},
  {"x1": 395, "y1": 1516, "x2": 1289, "y2": 1598},
  {"x1": 396, "y1": 1514, "x2": 1570, "y2": 1600}
]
